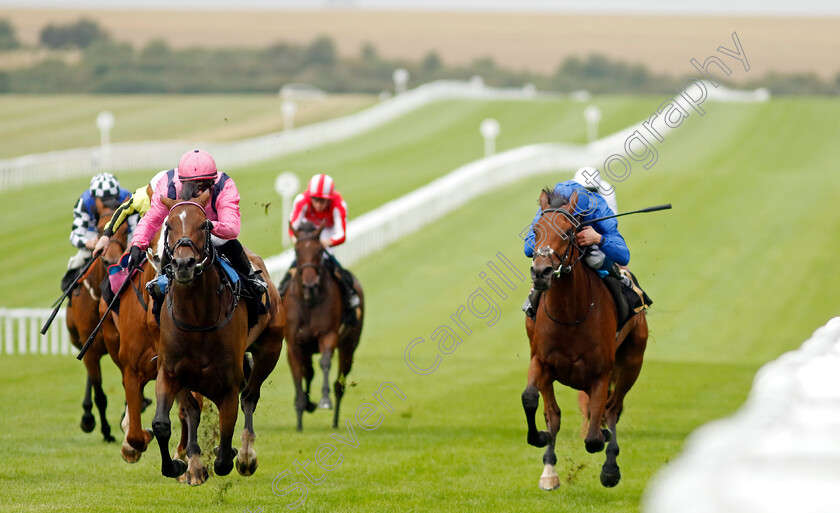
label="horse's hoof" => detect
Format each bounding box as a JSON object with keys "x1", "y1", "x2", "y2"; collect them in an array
[
  {"x1": 539, "y1": 464, "x2": 560, "y2": 491},
  {"x1": 236, "y1": 453, "x2": 258, "y2": 476},
  {"x1": 585, "y1": 438, "x2": 605, "y2": 454},
  {"x1": 187, "y1": 466, "x2": 209, "y2": 486},
  {"x1": 163, "y1": 459, "x2": 188, "y2": 478},
  {"x1": 80, "y1": 414, "x2": 95, "y2": 433},
  {"x1": 600, "y1": 467, "x2": 621, "y2": 488},
  {"x1": 601, "y1": 428, "x2": 612, "y2": 443},
  {"x1": 305, "y1": 401, "x2": 317, "y2": 413},
  {"x1": 214, "y1": 457, "x2": 233, "y2": 477},
  {"x1": 527, "y1": 430, "x2": 550, "y2": 448},
  {"x1": 102, "y1": 433, "x2": 116, "y2": 443},
  {"x1": 141, "y1": 397, "x2": 153, "y2": 412},
  {"x1": 318, "y1": 397, "x2": 333, "y2": 410},
  {"x1": 121, "y1": 440, "x2": 141, "y2": 464}
]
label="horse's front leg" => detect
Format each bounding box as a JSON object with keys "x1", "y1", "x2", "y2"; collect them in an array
[
  {"x1": 286, "y1": 338, "x2": 308, "y2": 431},
  {"x1": 151, "y1": 368, "x2": 187, "y2": 479},
  {"x1": 237, "y1": 344, "x2": 282, "y2": 476},
  {"x1": 121, "y1": 367, "x2": 153, "y2": 463},
  {"x1": 584, "y1": 373, "x2": 612, "y2": 454},
  {"x1": 522, "y1": 356, "x2": 559, "y2": 490},
  {"x1": 213, "y1": 390, "x2": 239, "y2": 477},
  {"x1": 317, "y1": 332, "x2": 338, "y2": 410}
]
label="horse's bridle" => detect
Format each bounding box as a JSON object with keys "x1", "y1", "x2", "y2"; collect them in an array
[
  {"x1": 295, "y1": 234, "x2": 327, "y2": 304},
  {"x1": 162, "y1": 201, "x2": 238, "y2": 333},
  {"x1": 533, "y1": 207, "x2": 586, "y2": 277},
  {"x1": 162, "y1": 202, "x2": 215, "y2": 278}
]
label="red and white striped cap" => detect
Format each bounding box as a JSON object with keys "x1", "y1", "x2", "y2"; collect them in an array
[{"x1": 307, "y1": 174, "x2": 335, "y2": 199}]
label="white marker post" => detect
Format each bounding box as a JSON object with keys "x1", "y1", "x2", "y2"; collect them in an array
[
  {"x1": 274, "y1": 172, "x2": 301, "y2": 247},
  {"x1": 96, "y1": 110, "x2": 115, "y2": 170},
  {"x1": 584, "y1": 105, "x2": 602, "y2": 143},
  {"x1": 281, "y1": 100, "x2": 297, "y2": 131},
  {"x1": 392, "y1": 68, "x2": 409, "y2": 95},
  {"x1": 480, "y1": 118, "x2": 500, "y2": 158}
]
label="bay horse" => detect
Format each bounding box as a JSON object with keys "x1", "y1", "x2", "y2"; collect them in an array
[
  {"x1": 522, "y1": 188, "x2": 648, "y2": 490},
  {"x1": 65, "y1": 197, "x2": 128, "y2": 443},
  {"x1": 150, "y1": 194, "x2": 285, "y2": 485},
  {"x1": 284, "y1": 222, "x2": 363, "y2": 431}
]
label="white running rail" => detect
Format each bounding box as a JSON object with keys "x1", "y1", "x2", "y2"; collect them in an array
[
  {"x1": 643, "y1": 317, "x2": 840, "y2": 513},
  {"x1": 0, "y1": 80, "x2": 545, "y2": 192}
]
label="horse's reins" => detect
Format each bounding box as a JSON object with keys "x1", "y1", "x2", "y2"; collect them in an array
[
  {"x1": 295, "y1": 233, "x2": 328, "y2": 306},
  {"x1": 162, "y1": 201, "x2": 238, "y2": 333},
  {"x1": 534, "y1": 207, "x2": 594, "y2": 325}
]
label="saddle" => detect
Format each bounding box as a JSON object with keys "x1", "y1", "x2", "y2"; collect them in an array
[
  {"x1": 217, "y1": 256, "x2": 270, "y2": 330},
  {"x1": 602, "y1": 268, "x2": 652, "y2": 331}
]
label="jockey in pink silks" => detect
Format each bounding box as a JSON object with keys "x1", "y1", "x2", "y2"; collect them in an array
[{"x1": 126, "y1": 149, "x2": 266, "y2": 296}]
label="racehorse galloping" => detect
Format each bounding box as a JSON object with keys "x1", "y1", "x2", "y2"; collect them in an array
[
  {"x1": 284, "y1": 222, "x2": 364, "y2": 431},
  {"x1": 66, "y1": 198, "x2": 127, "y2": 443},
  {"x1": 522, "y1": 188, "x2": 648, "y2": 490},
  {"x1": 151, "y1": 194, "x2": 285, "y2": 485},
  {"x1": 101, "y1": 234, "x2": 161, "y2": 463}
]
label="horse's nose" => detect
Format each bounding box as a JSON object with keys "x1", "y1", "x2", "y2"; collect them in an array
[
  {"x1": 174, "y1": 256, "x2": 196, "y2": 271},
  {"x1": 531, "y1": 263, "x2": 553, "y2": 290}
]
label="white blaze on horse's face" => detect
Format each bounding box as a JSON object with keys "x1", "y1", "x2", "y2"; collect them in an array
[{"x1": 178, "y1": 210, "x2": 188, "y2": 233}]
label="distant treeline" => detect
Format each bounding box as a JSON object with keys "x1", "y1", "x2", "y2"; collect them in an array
[{"x1": 0, "y1": 17, "x2": 838, "y2": 96}]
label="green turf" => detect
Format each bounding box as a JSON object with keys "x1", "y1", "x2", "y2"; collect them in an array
[
  {"x1": 0, "y1": 94, "x2": 377, "y2": 159},
  {"x1": 1, "y1": 95, "x2": 838, "y2": 512}
]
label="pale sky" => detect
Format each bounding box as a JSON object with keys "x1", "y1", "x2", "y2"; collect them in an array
[{"x1": 1, "y1": 0, "x2": 839, "y2": 16}]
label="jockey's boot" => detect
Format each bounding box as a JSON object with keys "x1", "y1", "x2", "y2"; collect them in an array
[
  {"x1": 336, "y1": 268, "x2": 360, "y2": 326},
  {"x1": 522, "y1": 288, "x2": 541, "y2": 320},
  {"x1": 322, "y1": 253, "x2": 359, "y2": 325},
  {"x1": 277, "y1": 267, "x2": 296, "y2": 298},
  {"x1": 145, "y1": 275, "x2": 167, "y2": 303},
  {"x1": 223, "y1": 240, "x2": 267, "y2": 296}
]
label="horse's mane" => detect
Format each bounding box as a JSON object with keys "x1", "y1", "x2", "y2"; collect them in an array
[
  {"x1": 180, "y1": 180, "x2": 200, "y2": 201},
  {"x1": 542, "y1": 187, "x2": 569, "y2": 209}
]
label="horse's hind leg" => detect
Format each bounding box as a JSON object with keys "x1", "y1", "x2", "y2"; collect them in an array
[
  {"x1": 601, "y1": 319, "x2": 648, "y2": 488},
  {"x1": 332, "y1": 341, "x2": 356, "y2": 429},
  {"x1": 80, "y1": 376, "x2": 96, "y2": 433},
  {"x1": 83, "y1": 349, "x2": 114, "y2": 443},
  {"x1": 287, "y1": 341, "x2": 309, "y2": 431},
  {"x1": 538, "y1": 386, "x2": 562, "y2": 491},
  {"x1": 318, "y1": 333, "x2": 338, "y2": 410},
  {"x1": 213, "y1": 391, "x2": 239, "y2": 477},
  {"x1": 151, "y1": 369, "x2": 187, "y2": 479},
  {"x1": 237, "y1": 344, "x2": 282, "y2": 476},
  {"x1": 178, "y1": 391, "x2": 208, "y2": 486}
]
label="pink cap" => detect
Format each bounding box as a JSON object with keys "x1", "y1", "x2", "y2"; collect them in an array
[{"x1": 177, "y1": 149, "x2": 218, "y2": 181}]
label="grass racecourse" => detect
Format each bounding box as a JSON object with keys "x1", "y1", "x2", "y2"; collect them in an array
[{"x1": 1, "y1": 94, "x2": 840, "y2": 512}]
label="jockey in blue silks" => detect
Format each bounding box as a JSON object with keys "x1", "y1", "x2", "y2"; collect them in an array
[{"x1": 522, "y1": 179, "x2": 629, "y2": 319}]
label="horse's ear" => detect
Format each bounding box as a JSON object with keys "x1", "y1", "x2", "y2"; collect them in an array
[
  {"x1": 315, "y1": 220, "x2": 326, "y2": 237},
  {"x1": 160, "y1": 195, "x2": 176, "y2": 211},
  {"x1": 195, "y1": 189, "x2": 211, "y2": 207},
  {"x1": 289, "y1": 221, "x2": 299, "y2": 239},
  {"x1": 94, "y1": 196, "x2": 104, "y2": 212},
  {"x1": 539, "y1": 190, "x2": 550, "y2": 210}
]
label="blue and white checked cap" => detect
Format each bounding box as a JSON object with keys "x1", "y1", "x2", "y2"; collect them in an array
[{"x1": 90, "y1": 173, "x2": 120, "y2": 198}]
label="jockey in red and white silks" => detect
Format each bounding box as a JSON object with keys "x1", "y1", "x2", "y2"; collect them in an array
[
  {"x1": 280, "y1": 173, "x2": 360, "y2": 324},
  {"x1": 287, "y1": 173, "x2": 348, "y2": 250}
]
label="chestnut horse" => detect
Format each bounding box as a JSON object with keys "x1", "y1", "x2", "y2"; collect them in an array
[
  {"x1": 522, "y1": 188, "x2": 648, "y2": 490},
  {"x1": 151, "y1": 197, "x2": 285, "y2": 485},
  {"x1": 284, "y1": 222, "x2": 364, "y2": 431},
  {"x1": 66, "y1": 198, "x2": 127, "y2": 443},
  {"x1": 101, "y1": 233, "x2": 162, "y2": 464}
]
